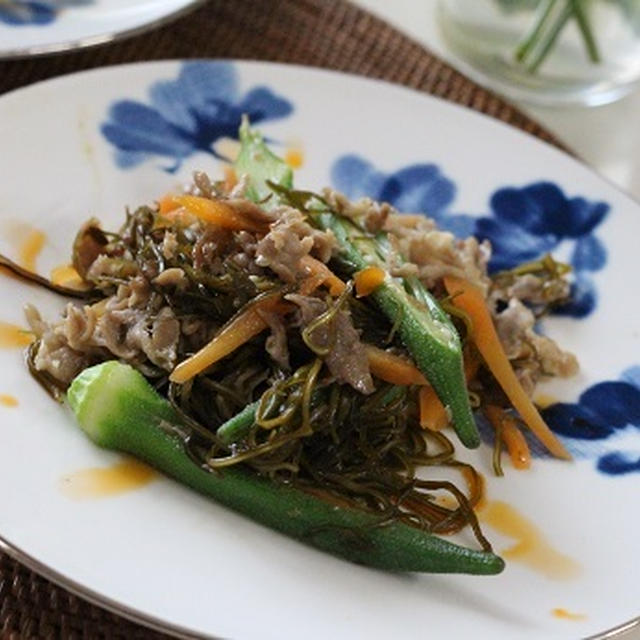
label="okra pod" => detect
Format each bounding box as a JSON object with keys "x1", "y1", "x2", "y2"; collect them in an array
[
  {"x1": 216, "y1": 401, "x2": 258, "y2": 445},
  {"x1": 235, "y1": 123, "x2": 479, "y2": 448},
  {"x1": 67, "y1": 361, "x2": 503, "y2": 575},
  {"x1": 317, "y1": 212, "x2": 480, "y2": 448}
]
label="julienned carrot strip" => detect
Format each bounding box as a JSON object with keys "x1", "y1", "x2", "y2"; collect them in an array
[
  {"x1": 223, "y1": 166, "x2": 238, "y2": 193},
  {"x1": 157, "y1": 194, "x2": 181, "y2": 216},
  {"x1": 365, "y1": 345, "x2": 427, "y2": 386},
  {"x1": 50, "y1": 264, "x2": 90, "y2": 291},
  {"x1": 172, "y1": 258, "x2": 343, "y2": 383},
  {"x1": 502, "y1": 421, "x2": 531, "y2": 470},
  {"x1": 354, "y1": 266, "x2": 386, "y2": 298},
  {"x1": 484, "y1": 405, "x2": 531, "y2": 470},
  {"x1": 299, "y1": 255, "x2": 346, "y2": 297},
  {"x1": 419, "y1": 386, "x2": 449, "y2": 430},
  {"x1": 298, "y1": 273, "x2": 327, "y2": 296},
  {"x1": 170, "y1": 294, "x2": 291, "y2": 383},
  {"x1": 172, "y1": 195, "x2": 266, "y2": 233},
  {"x1": 171, "y1": 281, "x2": 427, "y2": 385},
  {"x1": 443, "y1": 276, "x2": 570, "y2": 460},
  {"x1": 419, "y1": 350, "x2": 479, "y2": 431}
]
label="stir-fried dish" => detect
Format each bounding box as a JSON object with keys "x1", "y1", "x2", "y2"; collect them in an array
[{"x1": 6, "y1": 120, "x2": 578, "y2": 574}]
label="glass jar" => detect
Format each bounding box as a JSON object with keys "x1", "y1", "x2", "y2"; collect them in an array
[{"x1": 437, "y1": 0, "x2": 640, "y2": 106}]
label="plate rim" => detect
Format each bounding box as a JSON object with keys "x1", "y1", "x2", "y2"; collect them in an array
[
  {"x1": 0, "y1": 533, "x2": 203, "y2": 639},
  {"x1": 0, "y1": 57, "x2": 638, "y2": 640},
  {"x1": 1, "y1": 531, "x2": 637, "y2": 640},
  {"x1": 0, "y1": 0, "x2": 207, "y2": 60}
]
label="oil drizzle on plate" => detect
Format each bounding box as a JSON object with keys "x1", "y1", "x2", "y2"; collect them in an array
[
  {"x1": 0, "y1": 225, "x2": 46, "y2": 281},
  {"x1": 551, "y1": 608, "x2": 586, "y2": 621},
  {"x1": 60, "y1": 459, "x2": 157, "y2": 500},
  {"x1": 0, "y1": 322, "x2": 33, "y2": 348},
  {"x1": 50, "y1": 263, "x2": 86, "y2": 289},
  {"x1": 0, "y1": 394, "x2": 18, "y2": 407},
  {"x1": 479, "y1": 501, "x2": 580, "y2": 579},
  {"x1": 285, "y1": 147, "x2": 304, "y2": 169},
  {"x1": 18, "y1": 229, "x2": 46, "y2": 272}
]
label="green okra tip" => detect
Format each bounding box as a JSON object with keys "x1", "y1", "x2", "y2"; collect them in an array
[{"x1": 66, "y1": 361, "x2": 504, "y2": 576}]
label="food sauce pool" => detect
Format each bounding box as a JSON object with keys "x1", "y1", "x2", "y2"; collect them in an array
[
  {"x1": 60, "y1": 459, "x2": 157, "y2": 499},
  {"x1": 478, "y1": 500, "x2": 580, "y2": 580},
  {"x1": 0, "y1": 394, "x2": 18, "y2": 407},
  {"x1": 0, "y1": 227, "x2": 44, "y2": 348}
]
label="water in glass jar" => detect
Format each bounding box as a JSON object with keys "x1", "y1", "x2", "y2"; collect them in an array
[{"x1": 437, "y1": 0, "x2": 640, "y2": 105}]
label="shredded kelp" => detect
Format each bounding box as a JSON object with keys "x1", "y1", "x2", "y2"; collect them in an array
[
  {"x1": 168, "y1": 348, "x2": 491, "y2": 550},
  {"x1": 17, "y1": 167, "x2": 578, "y2": 553}
]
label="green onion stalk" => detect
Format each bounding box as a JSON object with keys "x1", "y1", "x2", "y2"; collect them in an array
[{"x1": 499, "y1": 0, "x2": 602, "y2": 72}]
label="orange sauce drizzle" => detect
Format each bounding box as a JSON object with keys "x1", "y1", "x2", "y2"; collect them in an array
[
  {"x1": 478, "y1": 501, "x2": 580, "y2": 579},
  {"x1": 285, "y1": 148, "x2": 304, "y2": 169},
  {"x1": 50, "y1": 263, "x2": 85, "y2": 289},
  {"x1": 551, "y1": 608, "x2": 586, "y2": 621},
  {"x1": 0, "y1": 322, "x2": 33, "y2": 348},
  {"x1": 60, "y1": 459, "x2": 157, "y2": 499},
  {"x1": 0, "y1": 226, "x2": 47, "y2": 281},
  {"x1": 18, "y1": 229, "x2": 46, "y2": 272},
  {"x1": 0, "y1": 394, "x2": 18, "y2": 407}
]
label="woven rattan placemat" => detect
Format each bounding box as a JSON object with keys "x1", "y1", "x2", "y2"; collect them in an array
[{"x1": 0, "y1": 1, "x2": 569, "y2": 637}]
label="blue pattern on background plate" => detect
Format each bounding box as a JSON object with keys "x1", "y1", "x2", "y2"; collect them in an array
[
  {"x1": 101, "y1": 61, "x2": 294, "y2": 172},
  {"x1": 331, "y1": 155, "x2": 609, "y2": 318},
  {"x1": 0, "y1": 0, "x2": 90, "y2": 25}
]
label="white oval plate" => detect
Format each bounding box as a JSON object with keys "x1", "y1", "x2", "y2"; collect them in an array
[
  {"x1": 0, "y1": 60, "x2": 639, "y2": 640},
  {"x1": 0, "y1": 0, "x2": 202, "y2": 58}
]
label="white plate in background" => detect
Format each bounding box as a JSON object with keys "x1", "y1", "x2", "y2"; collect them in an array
[{"x1": 0, "y1": 0, "x2": 202, "y2": 58}]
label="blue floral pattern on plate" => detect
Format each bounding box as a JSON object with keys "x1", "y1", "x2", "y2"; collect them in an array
[
  {"x1": 331, "y1": 155, "x2": 609, "y2": 318},
  {"x1": 0, "y1": 0, "x2": 90, "y2": 25},
  {"x1": 101, "y1": 61, "x2": 294, "y2": 172},
  {"x1": 99, "y1": 70, "x2": 632, "y2": 475},
  {"x1": 330, "y1": 155, "x2": 639, "y2": 474},
  {"x1": 473, "y1": 366, "x2": 640, "y2": 474},
  {"x1": 542, "y1": 367, "x2": 640, "y2": 474}
]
